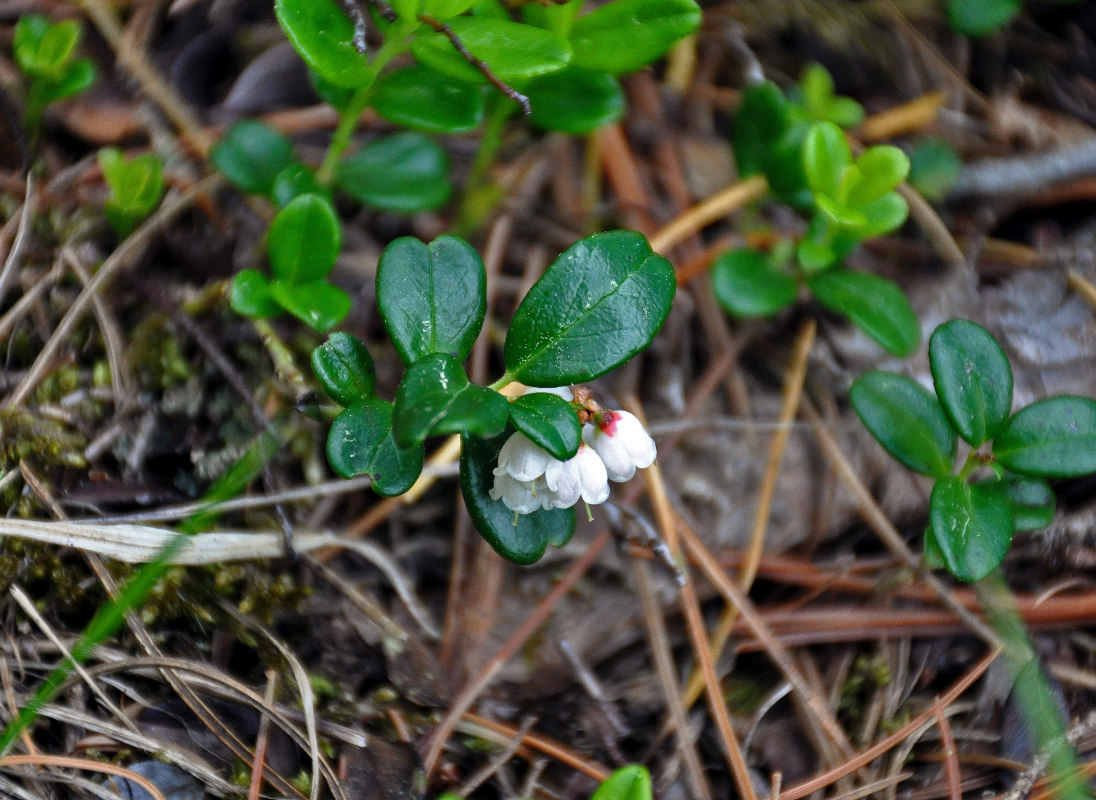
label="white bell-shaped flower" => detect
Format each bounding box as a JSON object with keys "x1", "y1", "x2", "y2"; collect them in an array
[
  {"x1": 495, "y1": 432, "x2": 553, "y2": 482},
  {"x1": 543, "y1": 443, "x2": 610, "y2": 509},
  {"x1": 583, "y1": 410, "x2": 657, "y2": 482},
  {"x1": 489, "y1": 468, "x2": 551, "y2": 514}
]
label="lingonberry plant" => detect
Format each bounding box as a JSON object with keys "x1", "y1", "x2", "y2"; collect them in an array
[
  {"x1": 851, "y1": 319, "x2": 1096, "y2": 582},
  {"x1": 12, "y1": 14, "x2": 96, "y2": 136},
  {"x1": 313, "y1": 231, "x2": 674, "y2": 564},
  {"x1": 97, "y1": 147, "x2": 166, "y2": 238},
  {"x1": 714, "y1": 65, "x2": 920, "y2": 357}
]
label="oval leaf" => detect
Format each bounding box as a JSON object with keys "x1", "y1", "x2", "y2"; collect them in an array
[
  {"x1": 230, "y1": 269, "x2": 281, "y2": 318},
  {"x1": 327, "y1": 399, "x2": 424, "y2": 496},
  {"x1": 976, "y1": 476, "x2": 1055, "y2": 532},
  {"x1": 410, "y1": 17, "x2": 571, "y2": 85},
  {"x1": 312, "y1": 333, "x2": 375, "y2": 407},
  {"x1": 994, "y1": 396, "x2": 1096, "y2": 477},
  {"x1": 393, "y1": 354, "x2": 509, "y2": 448},
  {"x1": 377, "y1": 235, "x2": 487, "y2": 365},
  {"x1": 929, "y1": 319, "x2": 1013, "y2": 446},
  {"x1": 508, "y1": 392, "x2": 581, "y2": 461},
  {"x1": 571, "y1": 0, "x2": 701, "y2": 75},
  {"x1": 711, "y1": 248, "x2": 798, "y2": 318},
  {"x1": 460, "y1": 431, "x2": 575, "y2": 565},
  {"x1": 268, "y1": 280, "x2": 350, "y2": 333},
  {"x1": 272, "y1": 164, "x2": 326, "y2": 207},
  {"x1": 211, "y1": 120, "x2": 296, "y2": 197},
  {"x1": 268, "y1": 193, "x2": 341, "y2": 284},
  {"x1": 526, "y1": 67, "x2": 625, "y2": 134},
  {"x1": 591, "y1": 765, "x2": 653, "y2": 800},
  {"x1": 848, "y1": 146, "x2": 910, "y2": 206},
  {"x1": 808, "y1": 268, "x2": 921, "y2": 357},
  {"x1": 372, "y1": 65, "x2": 486, "y2": 134},
  {"x1": 803, "y1": 121, "x2": 851, "y2": 199},
  {"x1": 336, "y1": 132, "x2": 451, "y2": 212},
  {"x1": 504, "y1": 231, "x2": 676, "y2": 386},
  {"x1": 930, "y1": 477, "x2": 1014, "y2": 582},
  {"x1": 275, "y1": 0, "x2": 370, "y2": 88},
  {"x1": 850, "y1": 371, "x2": 956, "y2": 478}
]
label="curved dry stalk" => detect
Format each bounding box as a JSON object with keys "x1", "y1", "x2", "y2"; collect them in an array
[
  {"x1": 648, "y1": 175, "x2": 769, "y2": 255},
  {"x1": 459, "y1": 711, "x2": 610, "y2": 782},
  {"x1": 0, "y1": 754, "x2": 168, "y2": 800}
]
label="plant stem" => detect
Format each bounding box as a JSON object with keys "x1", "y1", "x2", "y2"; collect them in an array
[
  {"x1": 488, "y1": 372, "x2": 514, "y2": 393},
  {"x1": 976, "y1": 570, "x2": 1087, "y2": 800},
  {"x1": 454, "y1": 94, "x2": 517, "y2": 236}
]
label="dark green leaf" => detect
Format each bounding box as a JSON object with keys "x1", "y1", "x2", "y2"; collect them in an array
[
  {"x1": 275, "y1": 0, "x2": 371, "y2": 88},
  {"x1": 508, "y1": 392, "x2": 581, "y2": 460},
  {"x1": 267, "y1": 193, "x2": 341, "y2": 284},
  {"x1": 271, "y1": 164, "x2": 325, "y2": 207},
  {"x1": 994, "y1": 396, "x2": 1096, "y2": 477},
  {"x1": 948, "y1": 0, "x2": 1022, "y2": 37},
  {"x1": 312, "y1": 332, "x2": 375, "y2": 407},
  {"x1": 929, "y1": 319, "x2": 1013, "y2": 446},
  {"x1": 809, "y1": 269, "x2": 920, "y2": 357},
  {"x1": 459, "y1": 431, "x2": 575, "y2": 564},
  {"x1": 336, "y1": 132, "x2": 451, "y2": 212},
  {"x1": 930, "y1": 476, "x2": 1013, "y2": 581},
  {"x1": 308, "y1": 68, "x2": 355, "y2": 110},
  {"x1": 410, "y1": 17, "x2": 571, "y2": 85},
  {"x1": 373, "y1": 65, "x2": 486, "y2": 134},
  {"x1": 230, "y1": 269, "x2": 281, "y2": 318},
  {"x1": 393, "y1": 354, "x2": 509, "y2": 447},
  {"x1": 591, "y1": 765, "x2": 653, "y2": 800},
  {"x1": 733, "y1": 81, "x2": 793, "y2": 180},
  {"x1": 570, "y1": 0, "x2": 701, "y2": 75},
  {"x1": 711, "y1": 248, "x2": 798, "y2": 317},
  {"x1": 908, "y1": 138, "x2": 962, "y2": 202},
  {"x1": 211, "y1": 120, "x2": 296, "y2": 196},
  {"x1": 526, "y1": 67, "x2": 625, "y2": 134},
  {"x1": 504, "y1": 231, "x2": 675, "y2": 386},
  {"x1": 850, "y1": 371, "x2": 956, "y2": 478},
  {"x1": 268, "y1": 279, "x2": 350, "y2": 333},
  {"x1": 376, "y1": 235, "x2": 487, "y2": 365},
  {"x1": 847, "y1": 146, "x2": 909, "y2": 206},
  {"x1": 977, "y1": 476, "x2": 1055, "y2": 532},
  {"x1": 327, "y1": 399, "x2": 424, "y2": 496}
]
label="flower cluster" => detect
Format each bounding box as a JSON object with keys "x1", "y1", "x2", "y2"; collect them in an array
[{"x1": 490, "y1": 388, "x2": 657, "y2": 515}]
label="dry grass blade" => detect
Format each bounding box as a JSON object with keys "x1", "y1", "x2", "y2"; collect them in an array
[
  {"x1": 459, "y1": 711, "x2": 611, "y2": 782},
  {"x1": 248, "y1": 670, "x2": 279, "y2": 800},
  {"x1": 0, "y1": 754, "x2": 169, "y2": 800}
]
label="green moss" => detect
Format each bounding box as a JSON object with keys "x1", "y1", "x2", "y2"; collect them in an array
[
  {"x1": 0, "y1": 407, "x2": 86, "y2": 473},
  {"x1": 127, "y1": 314, "x2": 195, "y2": 390}
]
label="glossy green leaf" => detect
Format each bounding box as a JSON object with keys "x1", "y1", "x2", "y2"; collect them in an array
[
  {"x1": 410, "y1": 17, "x2": 571, "y2": 85},
  {"x1": 393, "y1": 354, "x2": 509, "y2": 447},
  {"x1": 459, "y1": 431, "x2": 575, "y2": 564},
  {"x1": 803, "y1": 121, "x2": 851, "y2": 199},
  {"x1": 275, "y1": 0, "x2": 371, "y2": 88},
  {"x1": 994, "y1": 396, "x2": 1096, "y2": 477},
  {"x1": 230, "y1": 269, "x2": 281, "y2": 318},
  {"x1": 848, "y1": 146, "x2": 909, "y2": 205},
  {"x1": 733, "y1": 81, "x2": 793, "y2": 180},
  {"x1": 977, "y1": 476, "x2": 1055, "y2": 532},
  {"x1": 422, "y1": 0, "x2": 475, "y2": 16},
  {"x1": 312, "y1": 333, "x2": 375, "y2": 407},
  {"x1": 711, "y1": 248, "x2": 798, "y2": 318},
  {"x1": 211, "y1": 120, "x2": 296, "y2": 196},
  {"x1": 268, "y1": 279, "x2": 350, "y2": 333},
  {"x1": 267, "y1": 194, "x2": 341, "y2": 284},
  {"x1": 930, "y1": 477, "x2": 1013, "y2": 582},
  {"x1": 527, "y1": 68, "x2": 625, "y2": 134},
  {"x1": 271, "y1": 164, "x2": 325, "y2": 207},
  {"x1": 808, "y1": 269, "x2": 921, "y2": 357},
  {"x1": 850, "y1": 371, "x2": 956, "y2": 478},
  {"x1": 570, "y1": 0, "x2": 701, "y2": 75},
  {"x1": 327, "y1": 399, "x2": 424, "y2": 496},
  {"x1": 376, "y1": 235, "x2": 487, "y2": 365},
  {"x1": 857, "y1": 193, "x2": 909, "y2": 237},
  {"x1": 336, "y1": 132, "x2": 451, "y2": 212},
  {"x1": 504, "y1": 231, "x2": 676, "y2": 386},
  {"x1": 508, "y1": 392, "x2": 581, "y2": 460},
  {"x1": 908, "y1": 138, "x2": 962, "y2": 202},
  {"x1": 591, "y1": 765, "x2": 653, "y2": 800},
  {"x1": 948, "y1": 0, "x2": 1021, "y2": 37},
  {"x1": 929, "y1": 319, "x2": 1013, "y2": 446},
  {"x1": 308, "y1": 68, "x2": 355, "y2": 110},
  {"x1": 372, "y1": 65, "x2": 486, "y2": 134}
]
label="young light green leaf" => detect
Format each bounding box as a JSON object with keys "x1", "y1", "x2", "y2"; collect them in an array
[
  {"x1": 797, "y1": 63, "x2": 864, "y2": 128},
  {"x1": 98, "y1": 147, "x2": 165, "y2": 237},
  {"x1": 993, "y1": 396, "x2": 1096, "y2": 477},
  {"x1": 312, "y1": 333, "x2": 375, "y2": 407},
  {"x1": 327, "y1": 399, "x2": 424, "y2": 496},
  {"x1": 32, "y1": 57, "x2": 96, "y2": 105},
  {"x1": 460, "y1": 431, "x2": 575, "y2": 564},
  {"x1": 850, "y1": 371, "x2": 956, "y2": 478},
  {"x1": 521, "y1": 0, "x2": 582, "y2": 36},
  {"x1": 591, "y1": 765, "x2": 653, "y2": 800},
  {"x1": 711, "y1": 248, "x2": 798, "y2": 318},
  {"x1": 570, "y1": 0, "x2": 701, "y2": 75},
  {"x1": 336, "y1": 132, "x2": 451, "y2": 212},
  {"x1": 230, "y1": 269, "x2": 281, "y2": 318},
  {"x1": 274, "y1": 0, "x2": 371, "y2": 88},
  {"x1": 976, "y1": 476, "x2": 1055, "y2": 532},
  {"x1": 526, "y1": 68, "x2": 625, "y2": 134},
  {"x1": 929, "y1": 319, "x2": 1013, "y2": 446},
  {"x1": 504, "y1": 231, "x2": 676, "y2": 386},
  {"x1": 410, "y1": 17, "x2": 571, "y2": 85},
  {"x1": 857, "y1": 193, "x2": 909, "y2": 237},
  {"x1": 268, "y1": 280, "x2": 350, "y2": 333},
  {"x1": 808, "y1": 269, "x2": 921, "y2": 357},
  {"x1": 803, "y1": 121, "x2": 851, "y2": 199},
  {"x1": 393, "y1": 354, "x2": 509, "y2": 447},
  {"x1": 508, "y1": 392, "x2": 581, "y2": 461},
  {"x1": 847, "y1": 146, "x2": 909, "y2": 206},
  {"x1": 377, "y1": 235, "x2": 487, "y2": 365},
  {"x1": 422, "y1": 0, "x2": 475, "y2": 17},
  {"x1": 372, "y1": 65, "x2": 486, "y2": 134},
  {"x1": 15, "y1": 15, "x2": 79, "y2": 77},
  {"x1": 268, "y1": 193, "x2": 341, "y2": 284},
  {"x1": 930, "y1": 476, "x2": 1013, "y2": 582},
  {"x1": 211, "y1": 120, "x2": 296, "y2": 196}
]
